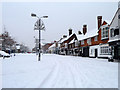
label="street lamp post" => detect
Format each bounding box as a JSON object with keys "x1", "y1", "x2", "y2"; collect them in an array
[{"x1": 31, "y1": 13, "x2": 48, "y2": 61}]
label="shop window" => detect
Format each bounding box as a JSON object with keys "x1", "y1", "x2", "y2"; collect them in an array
[{"x1": 100, "y1": 46, "x2": 110, "y2": 55}]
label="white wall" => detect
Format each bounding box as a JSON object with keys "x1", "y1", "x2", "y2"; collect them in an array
[
  {"x1": 109, "y1": 8, "x2": 120, "y2": 42},
  {"x1": 89, "y1": 45, "x2": 98, "y2": 57}
]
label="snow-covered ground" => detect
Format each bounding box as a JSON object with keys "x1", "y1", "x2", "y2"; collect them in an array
[{"x1": 0, "y1": 53, "x2": 118, "y2": 88}]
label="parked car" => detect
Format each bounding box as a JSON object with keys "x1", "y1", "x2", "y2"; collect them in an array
[
  {"x1": 0, "y1": 51, "x2": 10, "y2": 58},
  {"x1": 108, "y1": 55, "x2": 114, "y2": 62}
]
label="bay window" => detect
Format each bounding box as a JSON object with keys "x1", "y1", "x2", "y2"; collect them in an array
[{"x1": 101, "y1": 27, "x2": 109, "y2": 40}]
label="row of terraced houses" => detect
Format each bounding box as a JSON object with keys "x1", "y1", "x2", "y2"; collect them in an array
[{"x1": 44, "y1": 4, "x2": 120, "y2": 61}]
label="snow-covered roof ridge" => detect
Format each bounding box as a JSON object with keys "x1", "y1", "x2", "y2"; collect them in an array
[
  {"x1": 60, "y1": 32, "x2": 76, "y2": 44},
  {"x1": 105, "y1": 20, "x2": 111, "y2": 25},
  {"x1": 48, "y1": 43, "x2": 56, "y2": 49},
  {"x1": 69, "y1": 39, "x2": 75, "y2": 44}
]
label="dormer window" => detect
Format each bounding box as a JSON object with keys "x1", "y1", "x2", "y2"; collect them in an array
[{"x1": 101, "y1": 27, "x2": 109, "y2": 40}]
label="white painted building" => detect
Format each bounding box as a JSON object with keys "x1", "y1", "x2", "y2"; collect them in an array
[{"x1": 108, "y1": 6, "x2": 120, "y2": 60}]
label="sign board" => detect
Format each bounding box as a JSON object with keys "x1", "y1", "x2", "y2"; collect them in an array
[
  {"x1": 34, "y1": 20, "x2": 39, "y2": 30},
  {"x1": 34, "y1": 20, "x2": 45, "y2": 31}
]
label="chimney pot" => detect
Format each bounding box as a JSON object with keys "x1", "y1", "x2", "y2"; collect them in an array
[
  {"x1": 83, "y1": 25, "x2": 87, "y2": 35},
  {"x1": 69, "y1": 28, "x2": 72, "y2": 36}
]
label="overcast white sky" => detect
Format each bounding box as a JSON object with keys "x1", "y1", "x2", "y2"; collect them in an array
[{"x1": 2, "y1": 2, "x2": 118, "y2": 49}]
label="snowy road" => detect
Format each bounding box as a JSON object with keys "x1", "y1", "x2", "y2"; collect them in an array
[{"x1": 1, "y1": 54, "x2": 118, "y2": 88}]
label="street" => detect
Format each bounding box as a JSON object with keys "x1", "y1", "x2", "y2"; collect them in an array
[{"x1": 1, "y1": 54, "x2": 118, "y2": 88}]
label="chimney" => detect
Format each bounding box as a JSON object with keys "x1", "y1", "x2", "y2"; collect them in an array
[
  {"x1": 83, "y1": 25, "x2": 87, "y2": 35},
  {"x1": 69, "y1": 28, "x2": 72, "y2": 36},
  {"x1": 97, "y1": 16, "x2": 102, "y2": 29}
]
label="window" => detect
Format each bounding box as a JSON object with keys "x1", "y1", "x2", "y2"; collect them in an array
[
  {"x1": 87, "y1": 38, "x2": 91, "y2": 45},
  {"x1": 65, "y1": 43, "x2": 67, "y2": 48},
  {"x1": 75, "y1": 40, "x2": 79, "y2": 47},
  {"x1": 111, "y1": 28, "x2": 114, "y2": 37},
  {"x1": 114, "y1": 28, "x2": 119, "y2": 36},
  {"x1": 100, "y1": 46, "x2": 110, "y2": 55},
  {"x1": 90, "y1": 49, "x2": 93, "y2": 54},
  {"x1": 72, "y1": 43, "x2": 74, "y2": 48},
  {"x1": 94, "y1": 36, "x2": 98, "y2": 41},
  {"x1": 81, "y1": 40, "x2": 84, "y2": 45},
  {"x1": 111, "y1": 28, "x2": 119, "y2": 37},
  {"x1": 101, "y1": 27, "x2": 109, "y2": 40}
]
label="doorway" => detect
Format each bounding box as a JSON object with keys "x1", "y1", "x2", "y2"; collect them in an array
[{"x1": 95, "y1": 49, "x2": 97, "y2": 58}]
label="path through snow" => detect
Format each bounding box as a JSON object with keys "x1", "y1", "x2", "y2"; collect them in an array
[{"x1": 1, "y1": 54, "x2": 118, "y2": 88}]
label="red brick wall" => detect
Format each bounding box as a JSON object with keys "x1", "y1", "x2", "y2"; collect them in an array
[
  {"x1": 91, "y1": 36, "x2": 99, "y2": 46},
  {"x1": 98, "y1": 28, "x2": 109, "y2": 44},
  {"x1": 80, "y1": 27, "x2": 109, "y2": 47}
]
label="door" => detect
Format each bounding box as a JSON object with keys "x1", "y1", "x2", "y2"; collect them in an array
[
  {"x1": 83, "y1": 47, "x2": 89, "y2": 57},
  {"x1": 95, "y1": 49, "x2": 97, "y2": 57}
]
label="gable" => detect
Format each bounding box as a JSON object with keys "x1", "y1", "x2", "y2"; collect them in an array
[
  {"x1": 64, "y1": 34, "x2": 77, "y2": 43},
  {"x1": 110, "y1": 8, "x2": 119, "y2": 27},
  {"x1": 102, "y1": 21, "x2": 107, "y2": 25}
]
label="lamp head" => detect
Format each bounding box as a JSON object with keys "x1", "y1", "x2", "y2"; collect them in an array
[
  {"x1": 31, "y1": 13, "x2": 36, "y2": 17},
  {"x1": 42, "y1": 16, "x2": 48, "y2": 18}
]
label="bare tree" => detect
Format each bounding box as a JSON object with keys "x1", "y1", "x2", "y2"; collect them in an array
[{"x1": 2, "y1": 31, "x2": 16, "y2": 52}]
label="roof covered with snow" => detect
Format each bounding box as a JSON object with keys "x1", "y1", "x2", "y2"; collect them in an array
[
  {"x1": 48, "y1": 43, "x2": 56, "y2": 49},
  {"x1": 59, "y1": 34, "x2": 74, "y2": 44},
  {"x1": 76, "y1": 28, "x2": 98, "y2": 41},
  {"x1": 69, "y1": 38, "x2": 75, "y2": 44}
]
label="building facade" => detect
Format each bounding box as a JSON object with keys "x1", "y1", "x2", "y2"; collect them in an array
[
  {"x1": 109, "y1": 8, "x2": 120, "y2": 60},
  {"x1": 76, "y1": 16, "x2": 110, "y2": 58}
]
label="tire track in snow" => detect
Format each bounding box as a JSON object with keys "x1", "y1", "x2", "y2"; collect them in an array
[
  {"x1": 66, "y1": 59, "x2": 89, "y2": 88},
  {"x1": 38, "y1": 60, "x2": 59, "y2": 88},
  {"x1": 53, "y1": 59, "x2": 77, "y2": 88}
]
